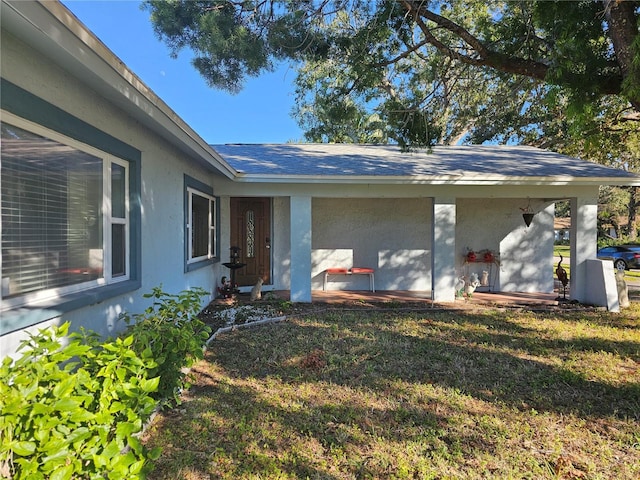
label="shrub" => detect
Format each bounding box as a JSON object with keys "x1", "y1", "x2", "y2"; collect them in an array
[
  {"x1": 0, "y1": 322, "x2": 161, "y2": 480},
  {"x1": 0, "y1": 286, "x2": 212, "y2": 479},
  {"x1": 120, "y1": 286, "x2": 212, "y2": 407}
]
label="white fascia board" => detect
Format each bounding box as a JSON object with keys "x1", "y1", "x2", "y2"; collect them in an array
[
  {"x1": 2, "y1": 0, "x2": 237, "y2": 179},
  {"x1": 230, "y1": 173, "x2": 640, "y2": 186}
]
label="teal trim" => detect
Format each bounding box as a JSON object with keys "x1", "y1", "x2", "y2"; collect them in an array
[
  {"x1": 0, "y1": 280, "x2": 141, "y2": 336},
  {"x1": 1, "y1": 79, "x2": 142, "y2": 334},
  {"x1": 185, "y1": 174, "x2": 213, "y2": 196},
  {"x1": 1, "y1": 79, "x2": 139, "y2": 162},
  {"x1": 184, "y1": 174, "x2": 218, "y2": 272}
]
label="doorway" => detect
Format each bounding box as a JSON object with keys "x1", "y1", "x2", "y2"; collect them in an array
[{"x1": 230, "y1": 197, "x2": 271, "y2": 286}]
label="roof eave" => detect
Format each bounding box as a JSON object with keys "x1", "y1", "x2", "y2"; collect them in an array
[
  {"x1": 232, "y1": 173, "x2": 640, "y2": 186},
  {"x1": 1, "y1": 0, "x2": 237, "y2": 179}
]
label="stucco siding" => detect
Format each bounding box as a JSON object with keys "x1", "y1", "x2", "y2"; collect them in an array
[
  {"x1": 457, "y1": 199, "x2": 555, "y2": 293},
  {"x1": 272, "y1": 197, "x2": 292, "y2": 290},
  {"x1": 1, "y1": 32, "x2": 217, "y2": 358},
  {"x1": 312, "y1": 198, "x2": 432, "y2": 291}
]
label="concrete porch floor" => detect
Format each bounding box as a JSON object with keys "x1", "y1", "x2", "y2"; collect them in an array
[{"x1": 266, "y1": 289, "x2": 562, "y2": 307}]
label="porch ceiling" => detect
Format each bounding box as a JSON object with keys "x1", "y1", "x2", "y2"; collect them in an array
[{"x1": 212, "y1": 144, "x2": 640, "y2": 186}]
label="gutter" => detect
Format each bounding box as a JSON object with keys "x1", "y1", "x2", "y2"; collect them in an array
[{"x1": 230, "y1": 173, "x2": 640, "y2": 187}]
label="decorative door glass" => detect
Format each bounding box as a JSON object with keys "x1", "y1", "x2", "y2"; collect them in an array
[{"x1": 246, "y1": 210, "x2": 255, "y2": 258}]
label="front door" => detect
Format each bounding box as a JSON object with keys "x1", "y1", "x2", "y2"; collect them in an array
[{"x1": 230, "y1": 197, "x2": 271, "y2": 286}]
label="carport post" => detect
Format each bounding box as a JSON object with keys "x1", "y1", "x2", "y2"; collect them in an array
[
  {"x1": 290, "y1": 195, "x2": 313, "y2": 302},
  {"x1": 432, "y1": 197, "x2": 457, "y2": 302}
]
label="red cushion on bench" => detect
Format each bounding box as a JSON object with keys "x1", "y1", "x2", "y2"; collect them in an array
[
  {"x1": 350, "y1": 267, "x2": 374, "y2": 273},
  {"x1": 326, "y1": 268, "x2": 348, "y2": 274}
]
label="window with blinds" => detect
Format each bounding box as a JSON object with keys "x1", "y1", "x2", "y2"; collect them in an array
[{"x1": 1, "y1": 121, "x2": 129, "y2": 307}]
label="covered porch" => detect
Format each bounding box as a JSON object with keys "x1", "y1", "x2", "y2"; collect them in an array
[{"x1": 211, "y1": 144, "x2": 640, "y2": 310}]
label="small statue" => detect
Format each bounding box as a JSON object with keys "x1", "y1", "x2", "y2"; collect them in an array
[
  {"x1": 218, "y1": 276, "x2": 233, "y2": 299},
  {"x1": 480, "y1": 270, "x2": 489, "y2": 286},
  {"x1": 465, "y1": 273, "x2": 481, "y2": 297},
  {"x1": 250, "y1": 277, "x2": 264, "y2": 302},
  {"x1": 555, "y1": 255, "x2": 569, "y2": 300}
]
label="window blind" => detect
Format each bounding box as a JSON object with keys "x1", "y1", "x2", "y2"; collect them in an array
[{"x1": 1, "y1": 123, "x2": 103, "y2": 298}]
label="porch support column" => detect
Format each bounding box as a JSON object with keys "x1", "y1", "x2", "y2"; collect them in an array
[
  {"x1": 290, "y1": 196, "x2": 312, "y2": 302},
  {"x1": 432, "y1": 197, "x2": 457, "y2": 302},
  {"x1": 570, "y1": 194, "x2": 598, "y2": 303}
]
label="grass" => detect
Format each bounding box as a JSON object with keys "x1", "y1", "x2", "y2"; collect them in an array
[
  {"x1": 553, "y1": 245, "x2": 570, "y2": 260},
  {"x1": 142, "y1": 304, "x2": 640, "y2": 479}
]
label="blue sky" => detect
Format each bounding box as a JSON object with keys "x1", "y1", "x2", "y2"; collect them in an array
[{"x1": 62, "y1": 0, "x2": 304, "y2": 144}]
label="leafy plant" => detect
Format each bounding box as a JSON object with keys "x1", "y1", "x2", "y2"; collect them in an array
[
  {"x1": 0, "y1": 322, "x2": 161, "y2": 480},
  {"x1": 0, "y1": 287, "x2": 213, "y2": 479},
  {"x1": 120, "y1": 286, "x2": 212, "y2": 407}
]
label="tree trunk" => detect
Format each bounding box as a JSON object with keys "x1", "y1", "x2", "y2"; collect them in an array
[{"x1": 604, "y1": 0, "x2": 640, "y2": 111}]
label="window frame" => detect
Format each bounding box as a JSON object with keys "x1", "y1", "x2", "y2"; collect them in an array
[
  {"x1": 1, "y1": 113, "x2": 132, "y2": 309},
  {"x1": 106, "y1": 158, "x2": 130, "y2": 280},
  {"x1": 1, "y1": 80, "x2": 141, "y2": 336},
  {"x1": 184, "y1": 175, "x2": 218, "y2": 271}
]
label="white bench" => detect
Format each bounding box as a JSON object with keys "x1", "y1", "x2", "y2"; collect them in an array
[{"x1": 323, "y1": 268, "x2": 375, "y2": 292}]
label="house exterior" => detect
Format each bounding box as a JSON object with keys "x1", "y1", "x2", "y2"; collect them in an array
[
  {"x1": 1, "y1": 0, "x2": 235, "y2": 358},
  {"x1": 209, "y1": 143, "x2": 639, "y2": 305},
  {"x1": 2, "y1": 1, "x2": 640, "y2": 359}
]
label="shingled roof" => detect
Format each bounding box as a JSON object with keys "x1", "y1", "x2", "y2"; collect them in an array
[{"x1": 211, "y1": 144, "x2": 640, "y2": 185}]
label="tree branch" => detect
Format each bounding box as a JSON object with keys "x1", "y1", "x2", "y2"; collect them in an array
[
  {"x1": 400, "y1": 0, "x2": 627, "y2": 98},
  {"x1": 401, "y1": 0, "x2": 550, "y2": 78},
  {"x1": 603, "y1": 0, "x2": 640, "y2": 110},
  {"x1": 374, "y1": 39, "x2": 429, "y2": 67}
]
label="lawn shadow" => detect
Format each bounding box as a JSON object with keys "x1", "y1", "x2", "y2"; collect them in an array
[
  {"x1": 148, "y1": 355, "x2": 495, "y2": 480},
  {"x1": 144, "y1": 309, "x2": 639, "y2": 479},
  {"x1": 209, "y1": 311, "x2": 639, "y2": 420}
]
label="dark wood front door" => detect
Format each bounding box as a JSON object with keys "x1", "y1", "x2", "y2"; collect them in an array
[{"x1": 230, "y1": 197, "x2": 271, "y2": 286}]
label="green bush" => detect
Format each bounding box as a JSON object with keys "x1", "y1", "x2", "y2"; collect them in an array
[
  {"x1": 120, "y1": 286, "x2": 212, "y2": 407},
  {"x1": 0, "y1": 322, "x2": 162, "y2": 480},
  {"x1": 0, "y1": 286, "x2": 212, "y2": 479}
]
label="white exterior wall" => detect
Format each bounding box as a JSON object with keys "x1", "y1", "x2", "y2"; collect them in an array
[
  {"x1": 432, "y1": 198, "x2": 457, "y2": 302},
  {"x1": 570, "y1": 195, "x2": 599, "y2": 302},
  {"x1": 213, "y1": 182, "x2": 597, "y2": 301},
  {"x1": 290, "y1": 196, "x2": 313, "y2": 301},
  {"x1": 1, "y1": 31, "x2": 217, "y2": 357},
  {"x1": 272, "y1": 197, "x2": 291, "y2": 290},
  {"x1": 457, "y1": 199, "x2": 555, "y2": 293},
  {"x1": 312, "y1": 198, "x2": 432, "y2": 291}
]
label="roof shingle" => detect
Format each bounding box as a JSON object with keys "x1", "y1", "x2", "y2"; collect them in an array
[{"x1": 211, "y1": 144, "x2": 639, "y2": 182}]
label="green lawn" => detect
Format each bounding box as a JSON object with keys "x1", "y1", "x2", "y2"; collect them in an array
[
  {"x1": 553, "y1": 245, "x2": 570, "y2": 260},
  {"x1": 143, "y1": 305, "x2": 640, "y2": 479}
]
